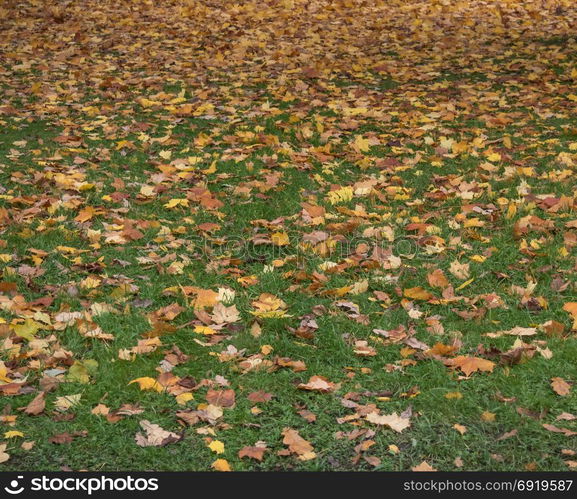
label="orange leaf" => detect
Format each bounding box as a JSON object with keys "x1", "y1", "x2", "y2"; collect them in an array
[
  {"x1": 403, "y1": 287, "x2": 433, "y2": 301},
  {"x1": 445, "y1": 356, "x2": 495, "y2": 376}
]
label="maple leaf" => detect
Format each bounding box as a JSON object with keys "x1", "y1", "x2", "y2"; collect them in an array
[
  {"x1": 353, "y1": 135, "x2": 371, "y2": 153},
  {"x1": 247, "y1": 391, "x2": 273, "y2": 403},
  {"x1": 271, "y1": 231, "x2": 289, "y2": 246},
  {"x1": 281, "y1": 428, "x2": 316, "y2": 461},
  {"x1": 250, "y1": 293, "x2": 291, "y2": 318},
  {"x1": 206, "y1": 389, "x2": 236, "y2": 408},
  {"x1": 449, "y1": 261, "x2": 470, "y2": 280},
  {"x1": 365, "y1": 412, "x2": 411, "y2": 433},
  {"x1": 210, "y1": 303, "x2": 240, "y2": 324},
  {"x1": 297, "y1": 375, "x2": 339, "y2": 393},
  {"x1": 427, "y1": 269, "x2": 449, "y2": 288},
  {"x1": 444, "y1": 356, "x2": 495, "y2": 376},
  {"x1": 23, "y1": 392, "x2": 45, "y2": 416},
  {"x1": 129, "y1": 377, "x2": 163, "y2": 392},
  {"x1": 326, "y1": 186, "x2": 354, "y2": 205},
  {"x1": 211, "y1": 459, "x2": 231, "y2": 471},
  {"x1": 135, "y1": 420, "x2": 181, "y2": 447},
  {"x1": 207, "y1": 439, "x2": 225, "y2": 454},
  {"x1": 194, "y1": 289, "x2": 219, "y2": 309},
  {"x1": 239, "y1": 444, "x2": 267, "y2": 461},
  {"x1": 54, "y1": 394, "x2": 82, "y2": 412},
  {"x1": 412, "y1": 461, "x2": 437, "y2": 472},
  {"x1": 11, "y1": 318, "x2": 43, "y2": 341},
  {"x1": 562, "y1": 302, "x2": 577, "y2": 329}
]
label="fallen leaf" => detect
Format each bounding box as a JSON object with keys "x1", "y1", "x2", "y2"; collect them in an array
[
  {"x1": 297, "y1": 375, "x2": 339, "y2": 393},
  {"x1": 412, "y1": 461, "x2": 437, "y2": 472},
  {"x1": 23, "y1": 392, "x2": 45, "y2": 416},
  {"x1": 135, "y1": 420, "x2": 181, "y2": 447},
  {"x1": 281, "y1": 428, "x2": 316, "y2": 460},
  {"x1": 366, "y1": 412, "x2": 411, "y2": 433},
  {"x1": 551, "y1": 377, "x2": 571, "y2": 397}
]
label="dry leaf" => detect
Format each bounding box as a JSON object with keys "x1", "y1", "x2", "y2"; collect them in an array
[
  {"x1": 366, "y1": 412, "x2": 411, "y2": 433},
  {"x1": 135, "y1": 420, "x2": 181, "y2": 447},
  {"x1": 551, "y1": 377, "x2": 571, "y2": 397},
  {"x1": 297, "y1": 375, "x2": 339, "y2": 393},
  {"x1": 281, "y1": 428, "x2": 316, "y2": 460}
]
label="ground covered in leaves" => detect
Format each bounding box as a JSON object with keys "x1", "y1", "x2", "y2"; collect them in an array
[{"x1": 1, "y1": 0, "x2": 577, "y2": 471}]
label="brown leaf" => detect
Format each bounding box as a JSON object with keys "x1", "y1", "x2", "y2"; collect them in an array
[
  {"x1": 238, "y1": 444, "x2": 267, "y2": 461},
  {"x1": 247, "y1": 391, "x2": 273, "y2": 403},
  {"x1": 551, "y1": 377, "x2": 571, "y2": 397},
  {"x1": 297, "y1": 375, "x2": 339, "y2": 393},
  {"x1": 542, "y1": 424, "x2": 577, "y2": 437},
  {"x1": 496, "y1": 429, "x2": 518, "y2": 441},
  {"x1": 281, "y1": 428, "x2": 315, "y2": 460},
  {"x1": 298, "y1": 409, "x2": 317, "y2": 423},
  {"x1": 427, "y1": 269, "x2": 449, "y2": 289},
  {"x1": 206, "y1": 389, "x2": 236, "y2": 408},
  {"x1": 23, "y1": 392, "x2": 45, "y2": 416}
]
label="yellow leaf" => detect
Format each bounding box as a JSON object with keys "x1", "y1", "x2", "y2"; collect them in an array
[
  {"x1": 164, "y1": 198, "x2": 189, "y2": 209},
  {"x1": 455, "y1": 278, "x2": 474, "y2": 291},
  {"x1": 194, "y1": 325, "x2": 217, "y2": 335},
  {"x1": 469, "y1": 255, "x2": 486, "y2": 263},
  {"x1": 176, "y1": 392, "x2": 194, "y2": 405},
  {"x1": 202, "y1": 161, "x2": 217, "y2": 174},
  {"x1": 0, "y1": 254, "x2": 12, "y2": 263},
  {"x1": 326, "y1": 186, "x2": 353, "y2": 205},
  {"x1": 4, "y1": 431, "x2": 24, "y2": 438},
  {"x1": 481, "y1": 411, "x2": 496, "y2": 422},
  {"x1": 80, "y1": 276, "x2": 101, "y2": 289},
  {"x1": 129, "y1": 377, "x2": 163, "y2": 392},
  {"x1": 354, "y1": 135, "x2": 370, "y2": 152},
  {"x1": 403, "y1": 287, "x2": 433, "y2": 301},
  {"x1": 212, "y1": 458, "x2": 231, "y2": 471},
  {"x1": 208, "y1": 440, "x2": 225, "y2": 454},
  {"x1": 444, "y1": 392, "x2": 463, "y2": 400},
  {"x1": 271, "y1": 231, "x2": 289, "y2": 246},
  {"x1": 12, "y1": 318, "x2": 42, "y2": 341}
]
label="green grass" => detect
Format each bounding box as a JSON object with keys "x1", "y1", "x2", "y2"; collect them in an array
[{"x1": 0, "y1": 0, "x2": 577, "y2": 472}]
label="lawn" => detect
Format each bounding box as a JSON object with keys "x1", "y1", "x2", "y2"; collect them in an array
[{"x1": 0, "y1": 0, "x2": 576, "y2": 472}]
